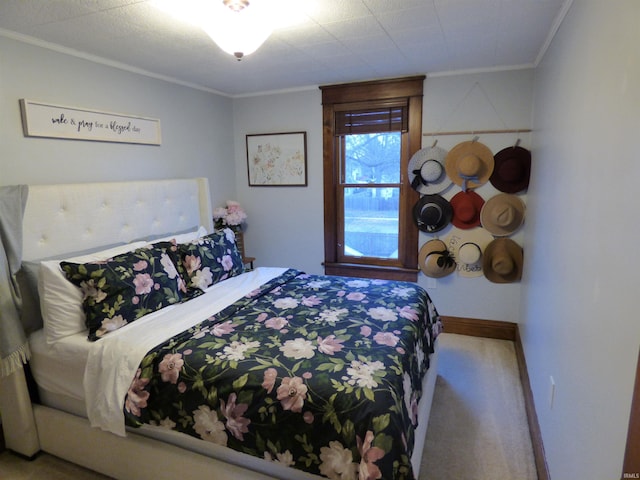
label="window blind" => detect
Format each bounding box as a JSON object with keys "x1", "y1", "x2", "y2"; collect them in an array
[{"x1": 335, "y1": 106, "x2": 408, "y2": 135}]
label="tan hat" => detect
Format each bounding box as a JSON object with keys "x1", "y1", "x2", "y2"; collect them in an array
[
  {"x1": 480, "y1": 193, "x2": 525, "y2": 237},
  {"x1": 408, "y1": 146, "x2": 452, "y2": 195},
  {"x1": 483, "y1": 238, "x2": 523, "y2": 283},
  {"x1": 445, "y1": 141, "x2": 494, "y2": 191},
  {"x1": 444, "y1": 227, "x2": 494, "y2": 278},
  {"x1": 418, "y1": 239, "x2": 456, "y2": 278}
]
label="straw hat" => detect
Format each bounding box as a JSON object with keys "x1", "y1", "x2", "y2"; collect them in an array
[
  {"x1": 412, "y1": 195, "x2": 452, "y2": 233},
  {"x1": 450, "y1": 190, "x2": 484, "y2": 229},
  {"x1": 490, "y1": 146, "x2": 531, "y2": 193},
  {"x1": 408, "y1": 146, "x2": 452, "y2": 195},
  {"x1": 418, "y1": 239, "x2": 456, "y2": 278},
  {"x1": 444, "y1": 227, "x2": 494, "y2": 278},
  {"x1": 444, "y1": 140, "x2": 494, "y2": 190},
  {"x1": 483, "y1": 238, "x2": 523, "y2": 283},
  {"x1": 480, "y1": 193, "x2": 525, "y2": 237}
]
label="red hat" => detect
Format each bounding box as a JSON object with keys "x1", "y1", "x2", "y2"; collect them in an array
[
  {"x1": 450, "y1": 190, "x2": 484, "y2": 229},
  {"x1": 490, "y1": 146, "x2": 531, "y2": 193}
]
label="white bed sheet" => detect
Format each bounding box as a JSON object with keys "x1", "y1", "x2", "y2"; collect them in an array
[{"x1": 29, "y1": 329, "x2": 90, "y2": 405}]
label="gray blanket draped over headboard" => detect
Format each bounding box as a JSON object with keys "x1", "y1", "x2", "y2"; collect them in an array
[{"x1": 0, "y1": 185, "x2": 29, "y2": 377}]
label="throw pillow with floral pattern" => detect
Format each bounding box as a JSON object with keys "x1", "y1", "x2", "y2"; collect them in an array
[
  {"x1": 177, "y1": 228, "x2": 244, "y2": 292},
  {"x1": 61, "y1": 244, "x2": 187, "y2": 341}
]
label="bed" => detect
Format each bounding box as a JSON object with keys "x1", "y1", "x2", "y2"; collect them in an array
[{"x1": 0, "y1": 178, "x2": 441, "y2": 480}]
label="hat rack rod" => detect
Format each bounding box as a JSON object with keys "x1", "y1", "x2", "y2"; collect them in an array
[{"x1": 422, "y1": 128, "x2": 532, "y2": 136}]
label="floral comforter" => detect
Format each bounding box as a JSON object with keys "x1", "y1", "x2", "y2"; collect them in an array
[{"x1": 124, "y1": 269, "x2": 441, "y2": 480}]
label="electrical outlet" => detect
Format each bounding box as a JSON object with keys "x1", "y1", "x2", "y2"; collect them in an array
[
  {"x1": 549, "y1": 376, "x2": 556, "y2": 409},
  {"x1": 426, "y1": 277, "x2": 437, "y2": 289}
]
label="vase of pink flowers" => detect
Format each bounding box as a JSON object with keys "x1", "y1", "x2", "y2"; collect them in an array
[{"x1": 213, "y1": 200, "x2": 247, "y2": 231}]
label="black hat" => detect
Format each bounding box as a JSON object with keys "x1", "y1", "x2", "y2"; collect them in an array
[{"x1": 413, "y1": 195, "x2": 452, "y2": 233}]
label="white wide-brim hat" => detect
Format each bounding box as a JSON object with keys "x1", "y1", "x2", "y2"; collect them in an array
[
  {"x1": 444, "y1": 227, "x2": 494, "y2": 278},
  {"x1": 408, "y1": 146, "x2": 452, "y2": 195}
]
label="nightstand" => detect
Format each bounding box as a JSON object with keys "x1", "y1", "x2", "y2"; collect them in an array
[{"x1": 234, "y1": 230, "x2": 255, "y2": 270}]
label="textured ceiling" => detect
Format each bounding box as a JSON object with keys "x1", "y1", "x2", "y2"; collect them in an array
[{"x1": 0, "y1": 0, "x2": 571, "y2": 96}]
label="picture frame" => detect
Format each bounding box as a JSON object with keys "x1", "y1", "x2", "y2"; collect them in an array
[{"x1": 246, "y1": 131, "x2": 307, "y2": 186}]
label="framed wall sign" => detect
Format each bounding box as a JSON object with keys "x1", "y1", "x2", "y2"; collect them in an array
[
  {"x1": 246, "y1": 131, "x2": 307, "y2": 186},
  {"x1": 19, "y1": 99, "x2": 162, "y2": 145}
]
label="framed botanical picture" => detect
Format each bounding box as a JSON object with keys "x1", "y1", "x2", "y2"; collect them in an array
[{"x1": 246, "y1": 131, "x2": 307, "y2": 186}]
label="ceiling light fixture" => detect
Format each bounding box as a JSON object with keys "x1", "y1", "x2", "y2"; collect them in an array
[
  {"x1": 152, "y1": 0, "x2": 313, "y2": 61},
  {"x1": 222, "y1": 0, "x2": 249, "y2": 12},
  {"x1": 202, "y1": 0, "x2": 273, "y2": 61}
]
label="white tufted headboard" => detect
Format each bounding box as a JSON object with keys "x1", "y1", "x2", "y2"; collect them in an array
[{"x1": 22, "y1": 178, "x2": 213, "y2": 261}]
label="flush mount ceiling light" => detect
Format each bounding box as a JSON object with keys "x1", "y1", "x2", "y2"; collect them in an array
[
  {"x1": 222, "y1": 0, "x2": 249, "y2": 12},
  {"x1": 203, "y1": 0, "x2": 273, "y2": 60},
  {"x1": 152, "y1": 0, "x2": 312, "y2": 61}
]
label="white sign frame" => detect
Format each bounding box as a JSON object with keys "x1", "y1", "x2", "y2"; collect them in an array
[{"x1": 19, "y1": 99, "x2": 162, "y2": 145}]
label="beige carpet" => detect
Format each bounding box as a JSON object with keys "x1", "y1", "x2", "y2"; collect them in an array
[
  {"x1": 420, "y1": 333, "x2": 537, "y2": 480},
  {"x1": 0, "y1": 333, "x2": 537, "y2": 480}
]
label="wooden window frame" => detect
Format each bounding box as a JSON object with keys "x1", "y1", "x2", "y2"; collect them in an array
[
  {"x1": 320, "y1": 76, "x2": 425, "y2": 281},
  {"x1": 623, "y1": 347, "x2": 640, "y2": 478}
]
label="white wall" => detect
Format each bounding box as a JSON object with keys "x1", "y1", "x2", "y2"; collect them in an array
[
  {"x1": 523, "y1": 1, "x2": 640, "y2": 478},
  {"x1": 232, "y1": 89, "x2": 325, "y2": 275},
  {"x1": 421, "y1": 70, "x2": 533, "y2": 321},
  {"x1": 233, "y1": 71, "x2": 533, "y2": 322},
  {"x1": 0, "y1": 36, "x2": 236, "y2": 210}
]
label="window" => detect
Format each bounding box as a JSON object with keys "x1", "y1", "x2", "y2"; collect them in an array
[{"x1": 321, "y1": 76, "x2": 425, "y2": 281}]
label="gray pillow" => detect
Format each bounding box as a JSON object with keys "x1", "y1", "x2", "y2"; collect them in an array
[{"x1": 17, "y1": 261, "x2": 42, "y2": 334}]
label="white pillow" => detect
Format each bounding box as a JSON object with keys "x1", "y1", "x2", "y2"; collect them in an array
[
  {"x1": 149, "y1": 225, "x2": 208, "y2": 245},
  {"x1": 39, "y1": 242, "x2": 148, "y2": 344}
]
